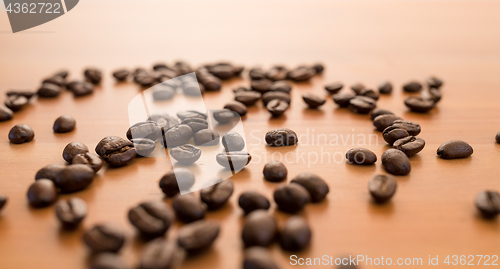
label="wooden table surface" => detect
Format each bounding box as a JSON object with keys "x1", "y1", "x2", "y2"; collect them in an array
[{"x1": 1, "y1": 1, "x2": 500, "y2": 268}]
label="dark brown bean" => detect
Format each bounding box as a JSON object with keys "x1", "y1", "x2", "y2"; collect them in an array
[
  {"x1": 287, "y1": 66, "x2": 316, "y2": 81},
  {"x1": 200, "y1": 179, "x2": 234, "y2": 210},
  {"x1": 266, "y1": 99, "x2": 289, "y2": 117},
  {"x1": 393, "y1": 136, "x2": 425, "y2": 157},
  {"x1": 403, "y1": 81, "x2": 422, "y2": 92},
  {"x1": 475, "y1": 191, "x2": 500, "y2": 219},
  {"x1": 53, "y1": 115, "x2": 76, "y2": 133},
  {"x1": 270, "y1": 81, "x2": 292, "y2": 93},
  {"x1": 238, "y1": 191, "x2": 271, "y2": 214},
  {"x1": 324, "y1": 82, "x2": 343, "y2": 94},
  {"x1": 72, "y1": 152, "x2": 103, "y2": 173},
  {"x1": 262, "y1": 91, "x2": 291, "y2": 106},
  {"x1": 312, "y1": 63, "x2": 324, "y2": 74},
  {"x1": 242, "y1": 210, "x2": 277, "y2": 247},
  {"x1": 368, "y1": 175, "x2": 397, "y2": 203},
  {"x1": 8, "y1": 124, "x2": 35, "y2": 144},
  {"x1": 370, "y1": 108, "x2": 394, "y2": 121},
  {"x1": 381, "y1": 149, "x2": 411, "y2": 176},
  {"x1": 138, "y1": 239, "x2": 185, "y2": 269},
  {"x1": 63, "y1": 142, "x2": 89, "y2": 163},
  {"x1": 0, "y1": 105, "x2": 13, "y2": 122},
  {"x1": 290, "y1": 173, "x2": 329, "y2": 202},
  {"x1": 83, "y1": 223, "x2": 126, "y2": 253},
  {"x1": 128, "y1": 200, "x2": 174, "y2": 237},
  {"x1": 243, "y1": 247, "x2": 279, "y2": 269},
  {"x1": 350, "y1": 83, "x2": 365, "y2": 94},
  {"x1": 250, "y1": 79, "x2": 273, "y2": 94},
  {"x1": 346, "y1": 148, "x2": 377, "y2": 165},
  {"x1": 159, "y1": 168, "x2": 195, "y2": 197},
  {"x1": 382, "y1": 126, "x2": 410, "y2": 146},
  {"x1": 274, "y1": 183, "x2": 311, "y2": 213},
  {"x1": 37, "y1": 83, "x2": 61, "y2": 98},
  {"x1": 348, "y1": 96, "x2": 376, "y2": 114},
  {"x1": 266, "y1": 65, "x2": 288, "y2": 81},
  {"x1": 426, "y1": 76, "x2": 443, "y2": 89},
  {"x1": 333, "y1": 92, "x2": 356, "y2": 107},
  {"x1": 373, "y1": 114, "x2": 402, "y2": 132},
  {"x1": 84, "y1": 68, "x2": 102, "y2": 84},
  {"x1": 359, "y1": 88, "x2": 379, "y2": 100},
  {"x1": 279, "y1": 216, "x2": 311, "y2": 251},
  {"x1": 5, "y1": 95, "x2": 29, "y2": 112},
  {"x1": 112, "y1": 69, "x2": 130, "y2": 81},
  {"x1": 35, "y1": 164, "x2": 65, "y2": 181},
  {"x1": 235, "y1": 91, "x2": 261, "y2": 106},
  {"x1": 177, "y1": 220, "x2": 220, "y2": 252},
  {"x1": 404, "y1": 97, "x2": 435, "y2": 113},
  {"x1": 27, "y1": 179, "x2": 57, "y2": 208},
  {"x1": 67, "y1": 81, "x2": 94, "y2": 96},
  {"x1": 224, "y1": 101, "x2": 248, "y2": 117},
  {"x1": 302, "y1": 93, "x2": 326, "y2": 108},
  {"x1": 437, "y1": 140, "x2": 473, "y2": 159},
  {"x1": 496, "y1": 131, "x2": 500, "y2": 144},
  {"x1": 54, "y1": 164, "x2": 94, "y2": 193},
  {"x1": 378, "y1": 81, "x2": 393, "y2": 94},
  {"x1": 263, "y1": 161, "x2": 288, "y2": 182},
  {"x1": 391, "y1": 120, "x2": 421, "y2": 136},
  {"x1": 0, "y1": 196, "x2": 6, "y2": 212},
  {"x1": 95, "y1": 136, "x2": 137, "y2": 166},
  {"x1": 265, "y1": 128, "x2": 298, "y2": 147},
  {"x1": 249, "y1": 67, "x2": 266, "y2": 80},
  {"x1": 172, "y1": 194, "x2": 206, "y2": 223},
  {"x1": 55, "y1": 197, "x2": 87, "y2": 227}
]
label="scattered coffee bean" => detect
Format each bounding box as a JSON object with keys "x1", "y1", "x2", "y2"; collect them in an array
[
  {"x1": 238, "y1": 191, "x2": 271, "y2": 214},
  {"x1": 403, "y1": 81, "x2": 422, "y2": 92},
  {"x1": 130, "y1": 138, "x2": 156, "y2": 157},
  {"x1": 176, "y1": 61, "x2": 194, "y2": 75},
  {"x1": 181, "y1": 118, "x2": 208, "y2": 133},
  {"x1": 266, "y1": 99, "x2": 289, "y2": 117},
  {"x1": 112, "y1": 69, "x2": 130, "y2": 81},
  {"x1": 251, "y1": 79, "x2": 273, "y2": 94},
  {"x1": 274, "y1": 183, "x2": 311, "y2": 213},
  {"x1": 290, "y1": 173, "x2": 329, "y2": 202},
  {"x1": 233, "y1": 86, "x2": 250, "y2": 93},
  {"x1": 249, "y1": 67, "x2": 266, "y2": 80},
  {"x1": 8, "y1": 124, "x2": 34, "y2": 144},
  {"x1": 378, "y1": 81, "x2": 393, "y2": 94},
  {"x1": 84, "y1": 68, "x2": 102, "y2": 84},
  {"x1": 216, "y1": 152, "x2": 252, "y2": 170},
  {"x1": 0, "y1": 196, "x2": 7, "y2": 212},
  {"x1": 27, "y1": 179, "x2": 58, "y2": 208},
  {"x1": 428, "y1": 88, "x2": 442, "y2": 103},
  {"x1": 426, "y1": 76, "x2": 443, "y2": 89},
  {"x1": 266, "y1": 65, "x2": 288, "y2": 81},
  {"x1": 404, "y1": 97, "x2": 435, "y2": 113},
  {"x1": 63, "y1": 141, "x2": 89, "y2": 163},
  {"x1": 72, "y1": 152, "x2": 103, "y2": 172},
  {"x1": 53, "y1": 115, "x2": 76, "y2": 133},
  {"x1": 265, "y1": 128, "x2": 298, "y2": 146},
  {"x1": 148, "y1": 113, "x2": 180, "y2": 130},
  {"x1": 128, "y1": 200, "x2": 174, "y2": 237},
  {"x1": 0, "y1": 105, "x2": 13, "y2": 122},
  {"x1": 496, "y1": 131, "x2": 500, "y2": 144},
  {"x1": 235, "y1": 91, "x2": 261, "y2": 106},
  {"x1": 95, "y1": 136, "x2": 137, "y2": 166},
  {"x1": 83, "y1": 223, "x2": 126, "y2": 253},
  {"x1": 55, "y1": 197, "x2": 87, "y2": 227},
  {"x1": 152, "y1": 85, "x2": 175, "y2": 101},
  {"x1": 161, "y1": 124, "x2": 193, "y2": 148},
  {"x1": 43, "y1": 75, "x2": 65, "y2": 87},
  {"x1": 348, "y1": 96, "x2": 376, "y2": 114},
  {"x1": 67, "y1": 81, "x2": 94, "y2": 96},
  {"x1": 262, "y1": 91, "x2": 291, "y2": 106},
  {"x1": 6, "y1": 90, "x2": 36, "y2": 99},
  {"x1": 346, "y1": 148, "x2": 377, "y2": 165},
  {"x1": 35, "y1": 164, "x2": 65, "y2": 181},
  {"x1": 302, "y1": 93, "x2": 326, "y2": 108},
  {"x1": 177, "y1": 220, "x2": 220, "y2": 252},
  {"x1": 373, "y1": 114, "x2": 402, "y2": 132},
  {"x1": 324, "y1": 82, "x2": 343, "y2": 94},
  {"x1": 270, "y1": 81, "x2": 292, "y2": 93},
  {"x1": 37, "y1": 83, "x2": 61, "y2": 98},
  {"x1": 391, "y1": 120, "x2": 421, "y2": 136},
  {"x1": 224, "y1": 101, "x2": 248, "y2": 116},
  {"x1": 213, "y1": 109, "x2": 238, "y2": 124},
  {"x1": 287, "y1": 66, "x2": 316, "y2": 81},
  {"x1": 263, "y1": 161, "x2": 288, "y2": 182},
  {"x1": 172, "y1": 194, "x2": 206, "y2": 223},
  {"x1": 475, "y1": 190, "x2": 500, "y2": 219},
  {"x1": 370, "y1": 108, "x2": 394, "y2": 121},
  {"x1": 177, "y1": 110, "x2": 207, "y2": 120},
  {"x1": 181, "y1": 81, "x2": 204, "y2": 96},
  {"x1": 5, "y1": 95, "x2": 29, "y2": 112},
  {"x1": 194, "y1": 129, "x2": 220, "y2": 146},
  {"x1": 199, "y1": 75, "x2": 222, "y2": 91},
  {"x1": 279, "y1": 216, "x2": 311, "y2": 251},
  {"x1": 350, "y1": 83, "x2": 365, "y2": 95},
  {"x1": 359, "y1": 88, "x2": 379, "y2": 101},
  {"x1": 208, "y1": 63, "x2": 235, "y2": 80},
  {"x1": 91, "y1": 253, "x2": 129, "y2": 269},
  {"x1": 393, "y1": 136, "x2": 425, "y2": 157},
  {"x1": 382, "y1": 126, "x2": 410, "y2": 146},
  {"x1": 368, "y1": 175, "x2": 397, "y2": 203},
  {"x1": 222, "y1": 132, "x2": 245, "y2": 152},
  {"x1": 55, "y1": 164, "x2": 94, "y2": 193},
  {"x1": 138, "y1": 239, "x2": 185, "y2": 269},
  {"x1": 242, "y1": 210, "x2": 277, "y2": 247},
  {"x1": 243, "y1": 247, "x2": 279, "y2": 269},
  {"x1": 381, "y1": 149, "x2": 411, "y2": 176},
  {"x1": 333, "y1": 92, "x2": 356, "y2": 107},
  {"x1": 170, "y1": 145, "x2": 202, "y2": 165},
  {"x1": 159, "y1": 168, "x2": 195, "y2": 197},
  {"x1": 200, "y1": 179, "x2": 234, "y2": 210},
  {"x1": 437, "y1": 140, "x2": 473, "y2": 159},
  {"x1": 313, "y1": 63, "x2": 324, "y2": 74}
]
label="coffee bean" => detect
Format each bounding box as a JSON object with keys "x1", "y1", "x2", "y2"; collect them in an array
[
  {"x1": 437, "y1": 140, "x2": 473, "y2": 159},
  {"x1": 177, "y1": 110, "x2": 207, "y2": 120},
  {"x1": 200, "y1": 179, "x2": 234, "y2": 210},
  {"x1": 290, "y1": 173, "x2": 329, "y2": 202},
  {"x1": 177, "y1": 220, "x2": 220, "y2": 252},
  {"x1": 6, "y1": 90, "x2": 36, "y2": 99},
  {"x1": 83, "y1": 223, "x2": 126, "y2": 253},
  {"x1": 54, "y1": 70, "x2": 69, "y2": 79},
  {"x1": 382, "y1": 126, "x2": 410, "y2": 146},
  {"x1": 404, "y1": 97, "x2": 435, "y2": 113},
  {"x1": 403, "y1": 81, "x2": 422, "y2": 92},
  {"x1": 8, "y1": 124, "x2": 34, "y2": 144},
  {"x1": 135, "y1": 73, "x2": 157, "y2": 88},
  {"x1": 224, "y1": 101, "x2": 248, "y2": 117},
  {"x1": 428, "y1": 88, "x2": 442, "y2": 103},
  {"x1": 393, "y1": 136, "x2": 425, "y2": 157},
  {"x1": 279, "y1": 216, "x2": 311, "y2": 251},
  {"x1": 159, "y1": 168, "x2": 195, "y2": 197},
  {"x1": 138, "y1": 239, "x2": 185, "y2": 269},
  {"x1": 370, "y1": 108, "x2": 394, "y2": 121},
  {"x1": 152, "y1": 85, "x2": 175, "y2": 101},
  {"x1": 173, "y1": 194, "x2": 206, "y2": 223},
  {"x1": 175, "y1": 61, "x2": 194, "y2": 75},
  {"x1": 0, "y1": 196, "x2": 7, "y2": 212},
  {"x1": 216, "y1": 152, "x2": 252, "y2": 170},
  {"x1": 350, "y1": 83, "x2": 365, "y2": 95},
  {"x1": 243, "y1": 247, "x2": 279, "y2": 269},
  {"x1": 128, "y1": 200, "x2": 174, "y2": 237},
  {"x1": 67, "y1": 81, "x2": 94, "y2": 96},
  {"x1": 381, "y1": 149, "x2": 411, "y2": 176},
  {"x1": 235, "y1": 91, "x2": 261, "y2": 106},
  {"x1": 91, "y1": 253, "x2": 129, "y2": 269},
  {"x1": 238, "y1": 191, "x2": 271, "y2": 214},
  {"x1": 112, "y1": 69, "x2": 130, "y2": 81},
  {"x1": 262, "y1": 91, "x2": 291, "y2": 106},
  {"x1": 0, "y1": 105, "x2": 13, "y2": 122},
  {"x1": 333, "y1": 92, "x2": 356, "y2": 107},
  {"x1": 194, "y1": 129, "x2": 220, "y2": 146},
  {"x1": 265, "y1": 128, "x2": 298, "y2": 146},
  {"x1": 266, "y1": 66, "x2": 288, "y2": 81},
  {"x1": 222, "y1": 132, "x2": 245, "y2": 152},
  {"x1": 43, "y1": 75, "x2": 66, "y2": 87},
  {"x1": 208, "y1": 63, "x2": 235, "y2": 80},
  {"x1": 72, "y1": 152, "x2": 103, "y2": 172},
  {"x1": 359, "y1": 88, "x2": 379, "y2": 101},
  {"x1": 266, "y1": 99, "x2": 289, "y2": 117},
  {"x1": 324, "y1": 82, "x2": 343, "y2": 94},
  {"x1": 199, "y1": 75, "x2": 222, "y2": 91},
  {"x1": 287, "y1": 66, "x2": 316, "y2": 81},
  {"x1": 373, "y1": 114, "x2": 402, "y2": 132},
  {"x1": 55, "y1": 197, "x2": 87, "y2": 227},
  {"x1": 148, "y1": 113, "x2": 180, "y2": 130},
  {"x1": 378, "y1": 81, "x2": 393, "y2": 94},
  {"x1": 233, "y1": 86, "x2": 250, "y2": 93},
  {"x1": 161, "y1": 124, "x2": 193, "y2": 148},
  {"x1": 274, "y1": 183, "x2": 310, "y2": 213},
  {"x1": 475, "y1": 191, "x2": 500, "y2": 219},
  {"x1": 391, "y1": 120, "x2": 421, "y2": 136},
  {"x1": 242, "y1": 210, "x2": 277, "y2": 247},
  {"x1": 250, "y1": 79, "x2": 273, "y2": 94},
  {"x1": 37, "y1": 83, "x2": 61, "y2": 98},
  {"x1": 181, "y1": 81, "x2": 205, "y2": 96},
  {"x1": 181, "y1": 118, "x2": 208, "y2": 133},
  {"x1": 35, "y1": 164, "x2": 65, "y2": 181},
  {"x1": 27, "y1": 179, "x2": 58, "y2": 208},
  {"x1": 263, "y1": 161, "x2": 287, "y2": 182},
  {"x1": 53, "y1": 115, "x2": 76, "y2": 133},
  {"x1": 302, "y1": 93, "x2": 326, "y2": 108},
  {"x1": 5, "y1": 95, "x2": 29, "y2": 111},
  {"x1": 348, "y1": 96, "x2": 376, "y2": 114},
  {"x1": 84, "y1": 68, "x2": 102, "y2": 84},
  {"x1": 313, "y1": 63, "x2": 324, "y2": 74},
  {"x1": 249, "y1": 67, "x2": 266, "y2": 80},
  {"x1": 130, "y1": 138, "x2": 156, "y2": 157},
  {"x1": 170, "y1": 145, "x2": 201, "y2": 165},
  {"x1": 496, "y1": 131, "x2": 500, "y2": 144},
  {"x1": 95, "y1": 136, "x2": 137, "y2": 166},
  {"x1": 270, "y1": 81, "x2": 292, "y2": 93},
  {"x1": 63, "y1": 142, "x2": 89, "y2": 163},
  {"x1": 213, "y1": 109, "x2": 238, "y2": 124},
  {"x1": 368, "y1": 175, "x2": 397, "y2": 203},
  {"x1": 55, "y1": 164, "x2": 94, "y2": 193},
  {"x1": 426, "y1": 76, "x2": 443, "y2": 89},
  {"x1": 346, "y1": 148, "x2": 377, "y2": 165}
]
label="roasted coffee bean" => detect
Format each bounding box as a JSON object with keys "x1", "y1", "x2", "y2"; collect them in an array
[
  {"x1": 152, "y1": 85, "x2": 175, "y2": 101},
  {"x1": 302, "y1": 93, "x2": 326, "y2": 108},
  {"x1": 194, "y1": 129, "x2": 220, "y2": 146},
  {"x1": 359, "y1": 88, "x2": 379, "y2": 100},
  {"x1": 266, "y1": 99, "x2": 289, "y2": 117},
  {"x1": 378, "y1": 81, "x2": 393, "y2": 94},
  {"x1": 42, "y1": 76, "x2": 65, "y2": 87},
  {"x1": 381, "y1": 149, "x2": 411, "y2": 176},
  {"x1": 313, "y1": 63, "x2": 324, "y2": 74},
  {"x1": 5, "y1": 95, "x2": 29, "y2": 111},
  {"x1": 233, "y1": 65, "x2": 245, "y2": 76},
  {"x1": 403, "y1": 81, "x2": 422, "y2": 92},
  {"x1": 135, "y1": 73, "x2": 157, "y2": 88},
  {"x1": 291, "y1": 173, "x2": 329, "y2": 202},
  {"x1": 287, "y1": 66, "x2": 316, "y2": 81},
  {"x1": 199, "y1": 75, "x2": 222, "y2": 91},
  {"x1": 216, "y1": 152, "x2": 252, "y2": 170},
  {"x1": 161, "y1": 124, "x2": 193, "y2": 148},
  {"x1": 55, "y1": 197, "x2": 87, "y2": 227},
  {"x1": 244, "y1": 247, "x2": 278, "y2": 269},
  {"x1": 177, "y1": 110, "x2": 207, "y2": 120},
  {"x1": 54, "y1": 70, "x2": 69, "y2": 79},
  {"x1": 391, "y1": 120, "x2": 421, "y2": 136},
  {"x1": 27, "y1": 179, "x2": 58, "y2": 208},
  {"x1": 172, "y1": 194, "x2": 206, "y2": 223},
  {"x1": 175, "y1": 61, "x2": 194, "y2": 75},
  {"x1": 128, "y1": 200, "x2": 174, "y2": 237},
  {"x1": 266, "y1": 65, "x2": 288, "y2": 81},
  {"x1": 224, "y1": 101, "x2": 248, "y2": 116},
  {"x1": 348, "y1": 96, "x2": 376, "y2": 114},
  {"x1": 383, "y1": 126, "x2": 410, "y2": 146},
  {"x1": 346, "y1": 148, "x2": 377, "y2": 165},
  {"x1": 475, "y1": 191, "x2": 500, "y2": 218},
  {"x1": 222, "y1": 132, "x2": 245, "y2": 152},
  {"x1": 426, "y1": 76, "x2": 443, "y2": 89},
  {"x1": 63, "y1": 142, "x2": 89, "y2": 163},
  {"x1": 393, "y1": 136, "x2": 425, "y2": 157},
  {"x1": 263, "y1": 161, "x2": 287, "y2": 182},
  {"x1": 112, "y1": 69, "x2": 130, "y2": 81},
  {"x1": 249, "y1": 67, "x2": 266, "y2": 80},
  {"x1": 213, "y1": 109, "x2": 238, "y2": 124},
  {"x1": 8, "y1": 124, "x2": 34, "y2": 144},
  {"x1": 200, "y1": 179, "x2": 234, "y2": 210},
  {"x1": 208, "y1": 63, "x2": 235, "y2": 80},
  {"x1": 262, "y1": 91, "x2": 291, "y2": 106},
  {"x1": 238, "y1": 191, "x2": 271, "y2": 214},
  {"x1": 138, "y1": 239, "x2": 185, "y2": 269},
  {"x1": 404, "y1": 97, "x2": 435, "y2": 113},
  {"x1": 428, "y1": 88, "x2": 442, "y2": 103},
  {"x1": 181, "y1": 81, "x2": 204, "y2": 96},
  {"x1": 177, "y1": 220, "x2": 220, "y2": 252},
  {"x1": 350, "y1": 83, "x2": 365, "y2": 95},
  {"x1": 130, "y1": 138, "x2": 156, "y2": 157},
  {"x1": 0, "y1": 196, "x2": 7, "y2": 212},
  {"x1": 53, "y1": 115, "x2": 76, "y2": 133},
  {"x1": 233, "y1": 86, "x2": 250, "y2": 93},
  {"x1": 270, "y1": 80, "x2": 292, "y2": 93},
  {"x1": 265, "y1": 128, "x2": 298, "y2": 147},
  {"x1": 496, "y1": 131, "x2": 500, "y2": 144},
  {"x1": 324, "y1": 82, "x2": 343, "y2": 94},
  {"x1": 159, "y1": 168, "x2": 195, "y2": 197},
  {"x1": 0, "y1": 105, "x2": 13, "y2": 122},
  {"x1": 170, "y1": 145, "x2": 201, "y2": 165},
  {"x1": 437, "y1": 140, "x2": 473, "y2": 159},
  {"x1": 242, "y1": 210, "x2": 277, "y2": 247},
  {"x1": 153, "y1": 63, "x2": 169, "y2": 71},
  {"x1": 181, "y1": 118, "x2": 208, "y2": 133},
  {"x1": 373, "y1": 114, "x2": 402, "y2": 132},
  {"x1": 6, "y1": 90, "x2": 36, "y2": 99},
  {"x1": 279, "y1": 216, "x2": 311, "y2": 251},
  {"x1": 250, "y1": 79, "x2": 273, "y2": 94},
  {"x1": 91, "y1": 253, "x2": 129, "y2": 269},
  {"x1": 72, "y1": 152, "x2": 104, "y2": 172},
  {"x1": 83, "y1": 223, "x2": 126, "y2": 253},
  {"x1": 84, "y1": 68, "x2": 102, "y2": 84},
  {"x1": 370, "y1": 108, "x2": 394, "y2": 121},
  {"x1": 333, "y1": 92, "x2": 356, "y2": 107},
  {"x1": 95, "y1": 136, "x2": 137, "y2": 166},
  {"x1": 274, "y1": 183, "x2": 311, "y2": 213},
  {"x1": 67, "y1": 81, "x2": 94, "y2": 96},
  {"x1": 147, "y1": 113, "x2": 180, "y2": 130},
  {"x1": 235, "y1": 91, "x2": 261, "y2": 106},
  {"x1": 35, "y1": 164, "x2": 65, "y2": 181},
  {"x1": 368, "y1": 175, "x2": 397, "y2": 203},
  {"x1": 55, "y1": 164, "x2": 94, "y2": 193},
  {"x1": 37, "y1": 83, "x2": 61, "y2": 98}
]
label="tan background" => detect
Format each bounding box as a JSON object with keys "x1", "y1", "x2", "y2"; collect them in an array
[{"x1": 1, "y1": 0, "x2": 500, "y2": 268}]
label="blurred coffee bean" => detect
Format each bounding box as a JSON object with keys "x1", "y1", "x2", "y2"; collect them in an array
[
  {"x1": 152, "y1": 85, "x2": 175, "y2": 101},
  {"x1": 475, "y1": 191, "x2": 500, "y2": 219},
  {"x1": 270, "y1": 81, "x2": 292, "y2": 93},
  {"x1": 0, "y1": 196, "x2": 7, "y2": 212},
  {"x1": 6, "y1": 91, "x2": 35, "y2": 99},
  {"x1": 391, "y1": 120, "x2": 421, "y2": 136},
  {"x1": 333, "y1": 92, "x2": 356, "y2": 107},
  {"x1": 249, "y1": 67, "x2": 266, "y2": 80},
  {"x1": 370, "y1": 108, "x2": 394, "y2": 121},
  {"x1": 213, "y1": 109, "x2": 238, "y2": 124},
  {"x1": 426, "y1": 76, "x2": 443, "y2": 89},
  {"x1": 224, "y1": 101, "x2": 248, "y2": 116},
  {"x1": 181, "y1": 118, "x2": 208, "y2": 133},
  {"x1": 208, "y1": 63, "x2": 235, "y2": 80},
  {"x1": 199, "y1": 75, "x2": 222, "y2": 91},
  {"x1": 242, "y1": 210, "x2": 277, "y2": 247},
  {"x1": 159, "y1": 168, "x2": 195, "y2": 197},
  {"x1": 378, "y1": 81, "x2": 393, "y2": 94},
  {"x1": 496, "y1": 131, "x2": 500, "y2": 144},
  {"x1": 279, "y1": 216, "x2": 311, "y2": 251},
  {"x1": 312, "y1": 63, "x2": 324, "y2": 74},
  {"x1": 84, "y1": 68, "x2": 102, "y2": 84},
  {"x1": 348, "y1": 96, "x2": 376, "y2": 114},
  {"x1": 148, "y1": 113, "x2": 180, "y2": 130},
  {"x1": 302, "y1": 93, "x2": 326, "y2": 108},
  {"x1": 290, "y1": 173, "x2": 329, "y2": 202},
  {"x1": 393, "y1": 136, "x2": 425, "y2": 157},
  {"x1": 437, "y1": 140, "x2": 473, "y2": 159},
  {"x1": 222, "y1": 132, "x2": 245, "y2": 152},
  {"x1": 346, "y1": 148, "x2": 377, "y2": 165},
  {"x1": 95, "y1": 136, "x2": 137, "y2": 166},
  {"x1": 112, "y1": 69, "x2": 130, "y2": 81},
  {"x1": 238, "y1": 191, "x2": 271, "y2": 214},
  {"x1": 161, "y1": 124, "x2": 193, "y2": 148},
  {"x1": 266, "y1": 66, "x2": 288, "y2": 81},
  {"x1": 194, "y1": 129, "x2": 220, "y2": 146},
  {"x1": 67, "y1": 81, "x2": 94, "y2": 96},
  {"x1": 177, "y1": 110, "x2": 207, "y2": 120},
  {"x1": 170, "y1": 145, "x2": 202, "y2": 165},
  {"x1": 90, "y1": 253, "x2": 129, "y2": 269},
  {"x1": 36, "y1": 164, "x2": 65, "y2": 181},
  {"x1": 381, "y1": 149, "x2": 411, "y2": 176},
  {"x1": 263, "y1": 161, "x2": 287, "y2": 182},
  {"x1": 173, "y1": 194, "x2": 206, "y2": 223},
  {"x1": 83, "y1": 223, "x2": 125, "y2": 253},
  {"x1": 8, "y1": 124, "x2": 34, "y2": 144},
  {"x1": 274, "y1": 183, "x2": 310, "y2": 213},
  {"x1": 55, "y1": 164, "x2": 94, "y2": 193},
  {"x1": 53, "y1": 115, "x2": 76, "y2": 133},
  {"x1": 403, "y1": 81, "x2": 422, "y2": 92},
  {"x1": 138, "y1": 239, "x2": 185, "y2": 269},
  {"x1": 200, "y1": 179, "x2": 234, "y2": 210},
  {"x1": 174, "y1": 61, "x2": 194, "y2": 75},
  {"x1": 55, "y1": 197, "x2": 87, "y2": 227},
  {"x1": 382, "y1": 126, "x2": 410, "y2": 146},
  {"x1": 181, "y1": 81, "x2": 204, "y2": 96},
  {"x1": 324, "y1": 82, "x2": 343, "y2": 94},
  {"x1": 350, "y1": 83, "x2": 365, "y2": 95},
  {"x1": 37, "y1": 83, "x2": 61, "y2": 98},
  {"x1": 405, "y1": 97, "x2": 435, "y2": 113},
  {"x1": 265, "y1": 128, "x2": 298, "y2": 146},
  {"x1": 216, "y1": 152, "x2": 252, "y2": 170},
  {"x1": 368, "y1": 175, "x2": 397, "y2": 203},
  {"x1": 43, "y1": 75, "x2": 66, "y2": 87},
  {"x1": 262, "y1": 91, "x2": 291, "y2": 106},
  {"x1": 359, "y1": 88, "x2": 379, "y2": 100},
  {"x1": 128, "y1": 200, "x2": 174, "y2": 237},
  {"x1": 5, "y1": 95, "x2": 29, "y2": 112},
  {"x1": 287, "y1": 66, "x2": 315, "y2": 81},
  {"x1": 251, "y1": 79, "x2": 273, "y2": 94},
  {"x1": 72, "y1": 152, "x2": 103, "y2": 172},
  {"x1": 235, "y1": 91, "x2": 261, "y2": 106},
  {"x1": 266, "y1": 99, "x2": 289, "y2": 117},
  {"x1": 373, "y1": 114, "x2": 402, "y2": 132},
  {"x1": 63, "y1": 141, "x2": 89, "y2": 163},
  {"x1": 428, "y1": 88, "x2": 442, "y2": 103},
  {"x1": 177, "y1": 220, "x2": 220, "y2": 252},
  {"x1": 27, "y1": 179, "x2": 57, "y2": 208},
  {"x1": 233, "y1": 86, "x2": 250, "y2": 93},
  {"x1": 243, "y1": 247, "x2": 279, "y2": 269},
  {"x1": 54, "y1": 70, "x2": 69, "y2": 79},
  {"x1": 0, "y1": 106, "x2": 14, "y2": 121}
]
